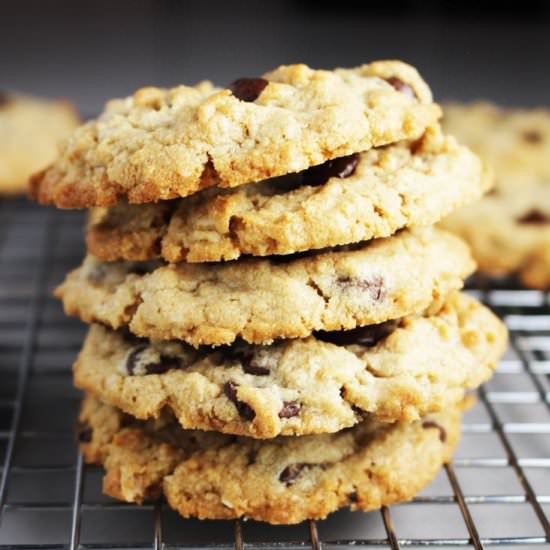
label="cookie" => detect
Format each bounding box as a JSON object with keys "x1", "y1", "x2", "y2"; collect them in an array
[
  {"x1": 30, "y1": 61, "x2": 441, "y2": 208},
  {"x1": 442, "y1": 102, "x2": 550, "y2": 191},
  {"x1": 441, "y1": 103, "x2": 550, "y2": 287},
  {"x1": 74, "y1": 292, "x2": 506, "y2": 438},
  {"x1": 79, "y1": 394, "x2": 462, "y2": 524},
  {"x1": 56, "y1": 227, "x2": 475, "y2": 346},
  {"x1": 442, "y1": 185, "x2": 550, "y2": 288},
  {"x1": 86, "y1": 125, "x2": 488, "y2": 263},
  {"x1": 0, "y1": 92, "x2": 79, "y2": 194}
]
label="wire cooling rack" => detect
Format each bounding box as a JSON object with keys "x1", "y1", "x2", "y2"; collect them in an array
[{"x1": 0, "y1": 197, "x2": 549, "y2": 550}]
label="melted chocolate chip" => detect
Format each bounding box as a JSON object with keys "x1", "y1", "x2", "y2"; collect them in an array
[
  {"x1": 126, "y1": 345, "x2": 148, "y2": 374},
  {"x1": 385, "y1": 77, "x2": 416, "y2": 99},
  {"x1": 523, "y1": 130, "x2": 543, "y2": 144},
  {"x1": 243, "y1": 363, "x2": 270, "y2": 376},
  {"x1": 337, "y1": 275, "x2": 385, "y2": 302},
  {"x1": 302, "y1": 154, "x2": 360, "y2": 187},
  {"x1": 279, "y1": 463, "x2": 306, "y2": 485},
  {"x1": 422, "y1": 420, "x2": 447, "y2": 443},
  {"x1": 278, "y1": 401, "x2": 301, "y2": 418},
  {"x1": 220, "y1": 347, "x2": 270, "y2": 375},
  {"x1": 144, "y1": 356, "x2": 180, "y2": 375},
  {"x1": 315, "y1": 319, "x2": 398, "y2": 347},
  {"x1": 223, "y1": 381, "x2": 256, "y2": 421},
  {"x1": 229, "y1": 78, "x2": 268, "y2": 102},
  {"x1": 76, "y1": 422, "x2": 92, "y2": 443},
  {"x1": 126, "y1": 346, "x2": 180, "y2": 375},
  {"x1": 517, "y1": 209, "x2": 550, "y2": 224},
  {"x1": 348, "y1": 491, "x2": 358, "y2": 503}
]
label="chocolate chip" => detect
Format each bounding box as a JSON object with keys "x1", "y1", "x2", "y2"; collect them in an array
[
  {"x1": 243, "y1": 363, "x2": 270, "y2": 376},
  {"x1": 279, "y1": 401, "x2": 301, "y2": 418},
  {"x1": 76, "y1": 422, "x2": 92, "y2": 443},
  {"x1": 229, "y1": 78, "x2": 268, "y2": 102},
  {"x1": 422, "y1": 420, "x2": 447, "y2": 443},
  {"x1": 279, "y1": 463, "x2": 306, "y2": 485},
  {"x1": 144, "y1": 356, "x2": 180, "y2": 375},
  {"x1": 315, "y1": 319, "x2": 398, "y2": 347},
  {"x1": 302, "y1": 153, "x2": 360, "y2": 187},
  {"x1": 219, "y1": 347, "x2": 255, "y2": 371},
  {"x1": 337, "y1": 275, "x2": 385, "y2": 302},
  {"x1": 385, "y1": 76, "x2": 416, "y2": 99},
  {"x1": 126, "y1": 346, "x2": 180, "y2": 375},
  {"x1": 348, "y1": 491, "x2": 358, "y2": 503},
  {"x1": 523, "y1": 130, "x2": 543, "y2": 144},
  {"x1": 126, "y1": 345, "x2": 148, "y2": 375},
  {"x1": 517, "y1": 209, "x2": 550, "y2": 224},
  {"x1": 223, "y1": 381, "x2": 256, "y2": 421},
  {"x1": 0, "y1": 92, "x2": 10, "y2": 108},
  {"x1": 220, "y1": 347, "x2": 271, "y2": 375}
]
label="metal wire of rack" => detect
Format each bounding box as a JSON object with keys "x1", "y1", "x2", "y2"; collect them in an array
[{"x1": 0, "y1": 197, "x2": 549, "y2": 549}]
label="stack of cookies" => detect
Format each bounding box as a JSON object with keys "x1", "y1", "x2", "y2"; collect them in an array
[{"x1": 30, "y1": 61, "x2": 507, "y2": 524}]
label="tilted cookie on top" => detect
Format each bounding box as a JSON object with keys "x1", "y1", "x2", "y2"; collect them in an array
[{"x1": 30, "y1": 61, "x2": 441, "y2": 207}]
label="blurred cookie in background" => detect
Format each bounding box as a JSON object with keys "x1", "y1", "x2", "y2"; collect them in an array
[
  {"x1": 441, "y1": 102, "x2": 550, "y2": 288},
  {"x1": 0, "y1": 92, "x2": 79, "y2": 194}
]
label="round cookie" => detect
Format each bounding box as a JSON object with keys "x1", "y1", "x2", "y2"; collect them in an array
[
  {"x1": 441, "y1": 103, "x2": 550, "y2": 288},
  {"x1": 56, "y1": 227, "x2": 475, "y2": 346},
  {"x1": 0, "y1": 92, "x2": 79, "y2": 194},
  {"x1": 79, "y1": 394, "x2": 462, "y2": 524},
  {"x1": 30, "y1": 61, "x2": 441, "y2": 208},
  {"x1": 442, "y1": 185, "x2": 550, "y2": 288},
  {"x1": 443, "y1": 102, "x2": 550, "y2": 191},
  {"x1": 86, "y1": 125, "x2": 488, "y2": 263},
  {"x1": 74, "y1": 292, "x2": 506, "y2": 438}
]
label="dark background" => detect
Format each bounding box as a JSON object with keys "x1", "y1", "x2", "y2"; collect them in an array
[{"x1": 1, "y1": 0, "x2": 549, "y2": 115}]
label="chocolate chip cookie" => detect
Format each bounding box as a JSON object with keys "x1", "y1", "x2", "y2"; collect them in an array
[
  {"x1": 74, "y1": 292, "x2": 506, "y2": 438},
  {"x1": 86, "y1": 125, "x2": 488, "y2": 262},
  {"x1": 0, "y1": 92, "x2": 79, "y2": 194},
  {"x1": 442, "y1": 102, "x2": 550, "y2": 287},
  {"x1": 80, "y1": 393, "x2": 462, "y2": 524},
  {"x1": 30, "y1": 61, "x2": 441, "y2": 207},
  {"x1": 56, "y1": 227, "x2": 475, "y2": 346}
]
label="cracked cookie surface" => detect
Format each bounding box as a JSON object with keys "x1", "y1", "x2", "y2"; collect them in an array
[
  {"x1": 56, "y1": 227, "x2": 475, "y2": 346},
  {"x1": 30, "y1": 61, "x2": 441, "y2": 207},
  {"x1": 442, "y1": 102, "x2": 550, "y2": 288},
  {"x1": 0, "y1": 92, "x2": 79, "y2": 194},
  {"x1": 80, "y1": 394, "x2": 461, "y2": 524},
  {"x1": 74, "y1": 292, "x2": 506, "y2": 438},
  {"x1": 86, "y1": 125, "x2": 487, "y2": 262}
]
